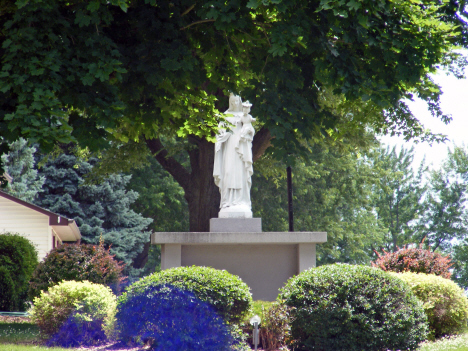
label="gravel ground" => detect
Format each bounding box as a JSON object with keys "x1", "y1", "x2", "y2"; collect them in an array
[{"x1": 0, "y1": 316, "x2": 31, "y2": 324}]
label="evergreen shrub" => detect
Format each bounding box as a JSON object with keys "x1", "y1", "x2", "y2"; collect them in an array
[
  {"x1": 29, "y1": 280, "x2": 117, "y2": 346},
  {"x1": 279, "y1": 264, "x2": 428, "y2": 351},
  {"x1": 28, "y1": 241, "x2": 125, "y2": 300},
  {"x1": 34, "y1": 153, "x2": 153, "y2": 272},
  {"x1": 122, "y1": 266, "x2": 252, "y2": 324},
  {"x1": 0, "y1": 266, "x2": 17, "y2": 311},
  {"x1": 0, "y1": 232, "x2": 38, "y2": 311},
  {"x1": 116, "y1": 284, "x2": 235, "y2": 350},
  {"x1": 393, "y1": 272, "x2": 468, "y2": 339},
  {"x1": 372, "y1": 245, "x2": 452, "y2": 278}
]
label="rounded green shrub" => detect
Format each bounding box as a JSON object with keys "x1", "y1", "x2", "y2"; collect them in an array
[
  {"x1": 279, "y1": 264, "x2": 428, "y2": 351},
  {"x1": 116, "y1": 285, "x2": 236, "y2": 350},
  {"x1": 123, "y1": 266, "x2": 252, "y2": 324},
  {"x1": 0, "y1": 232, "x2": 38, "y2": 311},
  {"x1": 392, "y1": 272, "x2": 468, "y2": 339},
  {"x1": 28, "y1": 242, "x2": 124, "y2": 300},
  {"x1": 0, "y1": 266, "x2": 17, "y2": 311},
  {"x1": 29, "y1": 280, "x2": 117, "y2": 340}
]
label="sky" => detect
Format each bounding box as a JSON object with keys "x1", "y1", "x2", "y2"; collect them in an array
[{"x1": 379, "y1": 63, "x2": 468, "y2": 171}]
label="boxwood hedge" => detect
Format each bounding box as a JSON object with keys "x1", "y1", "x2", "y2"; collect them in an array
[
  {"x1": 120, "y1": 266, "x2": 252, "y2": 324},
  {"x1": 279, "y1": 264, "x2": 428, "y2": 351}
]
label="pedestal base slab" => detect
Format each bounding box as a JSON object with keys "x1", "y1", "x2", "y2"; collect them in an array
[
  {"x1": 210, "y1": 218, "x2": 262, "y2": 232},
  {"x1": 152, "y1": 231, "x2": 327, "y2": 300}
]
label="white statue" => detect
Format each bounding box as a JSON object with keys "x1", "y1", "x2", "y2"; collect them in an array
[{"x1": 213, "y1": 94, "x2": 255, "y2": 218}]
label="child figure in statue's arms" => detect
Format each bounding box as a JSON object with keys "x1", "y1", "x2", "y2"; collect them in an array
[{"x1": 240, "y1": 101, "x2": 255, "y2": 141}]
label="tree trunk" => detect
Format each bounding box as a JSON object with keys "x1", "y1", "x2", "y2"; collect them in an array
[
  {"x1": 145, "y1": 137, "x2": 218, "y2": 232},
  {"x1": 145, "y1": 127, "x2": 272, "y2": 232},
  {"x1": 132, "y1": 235, "x2": 151, "y2": 269},
  {"x1": 185, "y1": 138, "x2": 220, "y2": 231}
]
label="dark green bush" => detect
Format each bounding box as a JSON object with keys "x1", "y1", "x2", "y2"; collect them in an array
[
  {"x1": 0, "y1": 266, "x2": 16, "y2": 311},
  {"x1": 123, "y1": 266, "x2": 252, "y2": 324},
  {"x1": 0, "y1": 232, "x2": 38, "y2": 311},
  {"x1": 28, "y1": 241, "x2": 125, "y2": 300},
  {"x1": 279, "y1": 264, "x2": 428, "y2": 351}
]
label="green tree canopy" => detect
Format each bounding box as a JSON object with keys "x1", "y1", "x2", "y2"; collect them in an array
[
  {"x1": 369, "y1": 146, "x2": 428, "y2": 251},
  {"x1": 419, "y1": 145, "x2": 468, "y2": 250},
  {"x1": 252, "y1": 136, "x2": 387, "y2": 264},
  {"x1": 1, "y1": 0, "x2": 467, "y2": 229}
]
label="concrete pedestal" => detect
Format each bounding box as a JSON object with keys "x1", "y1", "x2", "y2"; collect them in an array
[
  {"x1": 151, "y1": 231, "x2": 327, "y2": 301},
  {"x1": 210, "y1": 218, "x2": 262, "y2": 232}
]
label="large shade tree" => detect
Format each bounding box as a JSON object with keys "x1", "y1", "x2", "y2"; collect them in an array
[{"x1": 0, "y1": 0, "x2": 467, "y2": 231}]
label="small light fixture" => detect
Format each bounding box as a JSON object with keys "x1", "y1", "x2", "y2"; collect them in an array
[{"x1": 250, "y1": 315, "x2": 261, "y2": 351}]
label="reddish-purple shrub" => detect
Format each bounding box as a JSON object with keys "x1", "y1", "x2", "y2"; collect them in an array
[
  {"x1": 372, "y1": 244, "x2": 452, "y2": 279},
  {"x1": 28, "y1": 239, "x2": 125, "y2": 300}
]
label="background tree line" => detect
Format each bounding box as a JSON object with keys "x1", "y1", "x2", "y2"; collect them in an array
[{"x1": 3, "y1": 137, "x2": 468, "y2": 287}]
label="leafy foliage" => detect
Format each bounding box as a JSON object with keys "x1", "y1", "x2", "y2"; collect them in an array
[
  {"x1": 369, "y1": 146, "x2": 427, "y2": 250},
  {"x1": 279, "y1": 264, "x2": 428, "y2": 351},
  {"x1": 0, "y1": 232, "x2": 38, "y2": 311},
  {"x1": 116, "y1": 285, "x2": 235, "y2": 351},
  {"x1": 253, "y1": 138, "x2": 387, "y2": 264},
  {"x1": 127, "y1": 156, "x2": 189, "y2": 233},
  {"x1": 46, "y1": 312, "x2": 109, "y2": 348},
  {"x1": 0, "y1": 265, "x2": 16, "y2": 311},
  {"x1": 1, "y1": 138, "x2": 44, "y2": 201},
  {"x1": 122, "y1": 266, "x2": 252, "y2": 324},
  {"x1": 1, "y1": 0, "x2": 462, "y2": 150},
  {"x1": 258, "y1": 302, "x2": 291, "y2": 351},
  {"x1": 28, "y1": 242, "x2": 125, "y2": 301},
  {"x1": 393, "y1": 272, "x2": 468, "y2": 340},
  {"x1": 34, "y1": 153, "x2": 152, "y2": 272},
  {"x1": 418, "y1": 145, "x2": 468, "y2": 251},
  {"x1": 451, "y1": 240, "x2": 468, "y2": 289},
  {"x1": 29, "y1": 280, "x2": 117, "y2": 341},
  {"x1": 372, "y1": 245, "x2": 453, "y2": 279},
  {"x1": 0, "y1": 0, "x2": 466, "y2": 227}
]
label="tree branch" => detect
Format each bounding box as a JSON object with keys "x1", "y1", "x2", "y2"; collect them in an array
[
  {"x1": 252, "y1": 127, "x2": 273, "y2": 162},
  {"x1": 181, "y1": 19, "x2": 215, "y2": 31},
  {"x1": 145, "y1": 137, "x2": 191, "y2": 192},
  {"x1": 181, "y1": 4, "x2": 196, "y2": 16}
]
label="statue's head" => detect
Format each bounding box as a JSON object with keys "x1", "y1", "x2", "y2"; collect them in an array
[
  {"x1": 241, "y1": 101, "x2": 255, "y2": 124},
  {"x1": 242, "y1": 101, "x2": 252, "y2": 114},
  {"x1": 229, "y1": 93, "x2": 242, "y2": 112}
]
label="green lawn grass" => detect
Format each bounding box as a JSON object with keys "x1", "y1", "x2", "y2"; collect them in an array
[
  {"x1": 0, "y1": 322, "x2": 39, "y2": 344},
  {"x1": 1, "y1": 318, "x2": 468, "y2": 351},
  {"x1": 0, "y1": 345, "x2": 71, "y2": 351},
  {"x1": 418, "y1": 333, "x2": 468, "y2": 351}
]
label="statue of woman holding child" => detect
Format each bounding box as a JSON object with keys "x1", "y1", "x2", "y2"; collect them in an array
[{"x1": 213, "y1": 94, "x2": 255, "y2": 218}]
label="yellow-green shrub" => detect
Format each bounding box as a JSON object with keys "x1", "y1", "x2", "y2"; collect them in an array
[
  {"x1": 29, "y1": 280, "x2": 117, "y2": 340},
  {"x1": 392, "y1": 272, "x2": 468, "y2": 339}
]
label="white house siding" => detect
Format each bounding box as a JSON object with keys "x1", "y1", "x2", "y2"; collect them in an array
[{"x1": 0, "y1": 196, "x2": 50, "y2": 260}]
